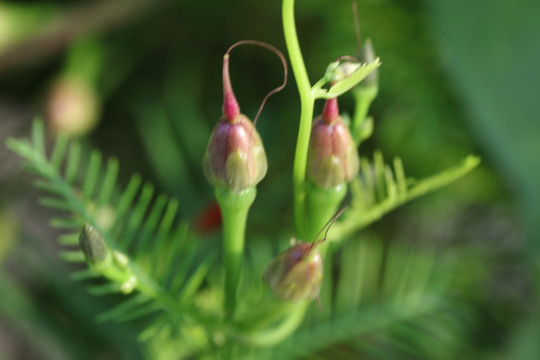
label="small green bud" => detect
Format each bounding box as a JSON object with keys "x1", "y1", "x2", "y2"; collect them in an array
[
  {"x1": 79, "y1": 223, "x2": 110, "y2": 266},
  {"x1": 307, "y1": 98, "x2": 359, "y2": 189},
  {"x1": 202, "y1": 54, "x2": 267, "y2": 193},
  {"x1": 326, "y1": 39, "x2": 378, "y2": 88},
  {"x1": 358, "y1": 39, "x2": 378, "y2": 87},
  {"x1": 330, "y1": 60, "x2": 361, "y2": 83},
  {"x1": 119, "y1": 275, "x2": 137, "y2": 294},
  {"x1": 263, "y1": 243, "x2": 323, "y2": 301}
]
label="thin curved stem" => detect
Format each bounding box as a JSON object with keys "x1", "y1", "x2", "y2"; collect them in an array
[
  {"x1": 283, "y1": 0, "x2": 315, "y2": 239},
  {"x1": 229, "y1": 301, "x2": 309, "y2": 346}
]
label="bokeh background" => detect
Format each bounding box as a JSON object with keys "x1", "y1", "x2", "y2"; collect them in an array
[{"x1": 0, "y1": 0, "x2": 539, "y2": 359}]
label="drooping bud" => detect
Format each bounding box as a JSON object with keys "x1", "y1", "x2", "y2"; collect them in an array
[
  {"x1": 263, "y1": 243, "x2": 323, "y2": 301},
  {"x1": 202, "y1": 54, "x2": 267, "y2": 193},
  {"x1": 307, "y1": 98, "x2": 359, "y2": 189},
  {"x1": 79, "y1": 223, "x2": 110, "y2": 267},
  {"x1": 263, "y1": 207, "x2": 346, "y2": 303}
]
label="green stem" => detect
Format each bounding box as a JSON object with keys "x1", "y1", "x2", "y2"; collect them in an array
[
  {"x1": 234, "y1": 299, "x2": 297, "y2": 331},
  {"x1": 283, "y1": 0, "x2": 315, "y2": 239},
  {"x1": 305, "y1": 182, "x2": 347, "y2": 255},
  {"x1": 215, "y1": 187, "x2": 256, "y2": 318},
  {"x1": 229, "y1": 301, "x2": 309, "y2": 346}
]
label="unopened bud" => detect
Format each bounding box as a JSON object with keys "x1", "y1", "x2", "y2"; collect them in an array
[
  {"x1": 202, "y1": 54, "x2": 267, "y2": 193},
  {"x1": 330, "y1": 61, "x2": 361, "y2": 83},
  {"x1": 46, "y1": 76, "x2": 100, "y2": 137},
  {"x1": 263, "y1": 243, "x2": 323, "y2": 301},
  {"x1": 359, "y1": 39, "x2": 378, "y2": 87},
  {"x1": 307, "y1": 98, "x2": 359, "y2": 189},
  {"x1": 79, "y1": 223, "x2": 110, "y2": 266},
  {"x1": 203, "y1": 115, "x2": 267, "y2": 193}
]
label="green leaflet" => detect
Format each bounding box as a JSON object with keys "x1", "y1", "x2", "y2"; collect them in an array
[{"x1": 314, "y1": 58, "x2": 381, "y2": 99}]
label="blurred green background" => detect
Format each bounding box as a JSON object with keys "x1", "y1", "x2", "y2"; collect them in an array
[{"x1": 0, "y1": 0, "x2": 538, "y2": 359}]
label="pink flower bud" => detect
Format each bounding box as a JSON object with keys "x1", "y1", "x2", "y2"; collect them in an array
[
  {"x1": 202, "y1": 54, "x2": 267, "y2": 193},
  {"x1": 263, "y1": 243, "x2": 323, "y2": 301},
  {"x1": 307, "y1": 98, "x2": 359, "y2": 189},
  {"x1": 202, "y1": 114, "x2": 267, "y2": 193},
  {"x1": 46, "y1": 76, "x2": 100, "y2": 137}
]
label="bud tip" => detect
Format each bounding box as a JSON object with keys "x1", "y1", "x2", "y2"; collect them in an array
[
  {"x1": 223, "y1": 54, "x2": 240, "y2": 121},
  {"x1": 322, "y1": 97, "x2": 339, "y2": 124}
]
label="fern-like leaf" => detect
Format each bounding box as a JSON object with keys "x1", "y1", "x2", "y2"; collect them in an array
[
  {"x1": 333, "y1": 151, "x2": 480, "y2": 240},
  {"x1": 6, "y1": 120, "x2": 215, "y2": 332}
]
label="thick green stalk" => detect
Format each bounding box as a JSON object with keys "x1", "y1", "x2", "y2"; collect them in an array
[
  {"x1": 283, "y1": 0, "x2": 315, "y2": 239},
  {"x1": 215, "y1": 187, "x2": 256, "y2": 318},
  {"x1": 305, "y1": 182, "x2": 347, "y2": 255}
]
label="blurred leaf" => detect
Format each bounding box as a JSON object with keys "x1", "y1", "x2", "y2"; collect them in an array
[
  {"x1": 0, "y1": 210, "x2": 18, "y2": 264},
  {"x1": 429, "y1": 0, "x2": 540, "y2": 244}
]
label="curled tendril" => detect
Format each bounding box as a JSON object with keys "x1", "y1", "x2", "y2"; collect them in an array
[
  {"x1": 225, "y1": 40, "x2": 288, "y2": 126},
  {"x1": 306, "y1": 206, "x2": 348, "y2": 309}
]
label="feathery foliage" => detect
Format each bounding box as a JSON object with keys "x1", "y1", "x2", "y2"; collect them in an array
[
  {"x1": 6, "y1": 120, "x2": 215, "y2": 335},
  {"x1": 333, "y1": 152, "x2": 480, "y2": 240},
  {"x1": 6, "y1": 119, "x2": 479, "y2": 358}
]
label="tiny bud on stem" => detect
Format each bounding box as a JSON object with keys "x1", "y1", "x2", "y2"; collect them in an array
[{"x1": 79, "y1": 223, "x2": 110, "y2": 266}]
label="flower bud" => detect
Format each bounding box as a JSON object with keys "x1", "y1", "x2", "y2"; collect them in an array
[
  {"x1": 203, "y1": 116, "x2": 267, "y2": 193},
  {"x1": 79, "y1": 223, "x2": 110, "y2": 267},
  {"x1": 359, "y1": 39, "x2": 378, "y2": 87},
  {"x1": 330, "y1": 60, "x2": 361, "y2": 83},
  {"x1": 307, "y1": 98, "x2": 359, "y2": 189},
  {"x1": 46, "y1": 76, "x2": 100, "y2": 137},
  {"x1": 327, "y1": 39, "x2": 378, "y2": 88},
  {"x1": 263, "y1": 243, "x2": 323, "y2": 301},
  {"x1": 202, "y1": 54, "x2": 267, "y2": 193}
]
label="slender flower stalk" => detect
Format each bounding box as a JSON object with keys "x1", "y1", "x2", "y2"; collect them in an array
[
  {"x1": 283, "y1": 0, "x2": 315, "y2": 240},
  {"x1": 203, "y1": 54, "x2": 264, "y2": 317}
]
